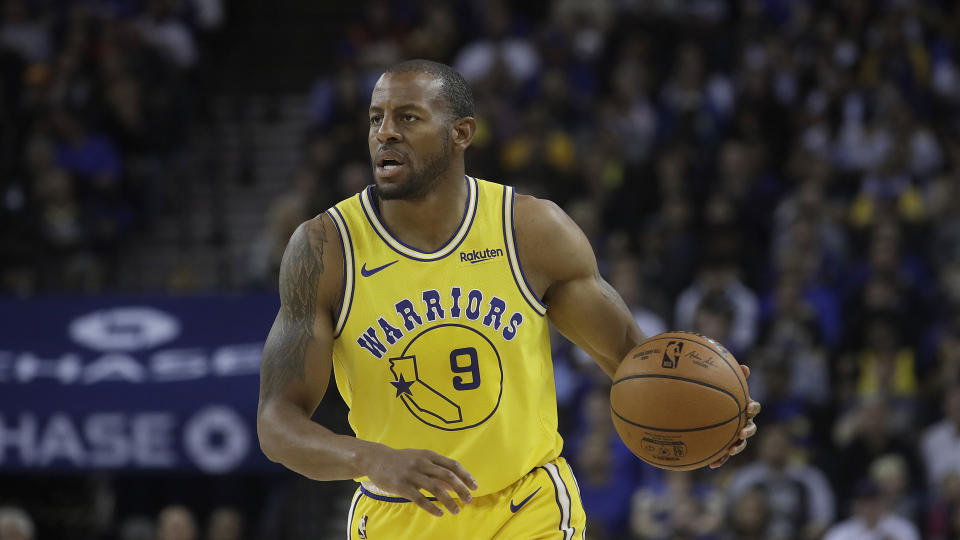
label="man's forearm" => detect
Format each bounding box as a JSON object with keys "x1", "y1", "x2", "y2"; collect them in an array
[{"x1": 257, "y1": 399, "x2": 380, "y2": 481}]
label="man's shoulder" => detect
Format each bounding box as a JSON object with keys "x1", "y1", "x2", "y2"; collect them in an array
[
  {"x1": 280, "y1": 213, "x2": 345, "y2": 311},
  {"x1": 508, "y1": 191, "x2": 596, "y2": 297},
  {"x1": 512, "y1": 194, "x2": 574, "y2": 242}
]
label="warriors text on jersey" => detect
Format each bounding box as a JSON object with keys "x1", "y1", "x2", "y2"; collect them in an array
[{"x1": 326, "y1": 176, "x2": 563, "y2": 496}]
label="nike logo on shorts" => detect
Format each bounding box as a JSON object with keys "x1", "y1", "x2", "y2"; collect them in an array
[
  {"x1": 360, "y1": 260, "x2": 398, "y2": 277},
  {"x1": 509, "y1": 487, "x2": 541, "y2": 513}
]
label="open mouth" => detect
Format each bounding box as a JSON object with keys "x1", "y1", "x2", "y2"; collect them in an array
[
  {"x1": 376, "y1": 151, "x2": 407, "y2": 177},
  {"x1": 379, "y1": 158, "x2": 403, "y2": 170}
]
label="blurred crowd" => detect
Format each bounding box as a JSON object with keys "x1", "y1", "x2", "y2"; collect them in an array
[
  {"x1": 6, "y1": 0, "x2": 960, "y2": 539},
  {"x1": 266, "y1": 0, "x2": 960, "y2": 539},
  {"x1": 0, "y1": 0, "x2": 222, "y2": 294},
  {"x1": 0, "y1": 504, "x2": 243, "y2": 540}
]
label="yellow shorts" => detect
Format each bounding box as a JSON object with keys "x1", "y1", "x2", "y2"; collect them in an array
[{"x1": 346, "y1": 457, "x2": 586, "y2": 539}]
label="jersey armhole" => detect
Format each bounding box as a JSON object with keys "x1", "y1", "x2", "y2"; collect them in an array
[
  {"x1": 502, "y1": 186, "x2": 548, "y2": 317},
  {"x1": 326, "y1": 207, "x2": 355, "y2": 337}
]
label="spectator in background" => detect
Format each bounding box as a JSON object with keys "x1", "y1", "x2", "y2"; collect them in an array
[
  {"x1": 404, "y1": 2, "x2": 458, "y2": 61},
  {"x1": 870, "y1": 453, "x2": 922, "y2": 524},
  {"x1": 206, "y1": 506, "x2": 243, "y2": 540},
  {"x1": 658, "y1": 41, "x2": 721, "y2": 143},
  {"x1": 630, "y1": 470, "x2": 725, "y2": 540},
  {"x1": 569, "y1": 387, "x2": 638, "y2": 539},
  {"x1": 713, "y1": 139, "x2": 778, "y2": 260},
  {"x1": 675, "y1": 255, "x2": 759, "y2": 356},
  {"x1": 822, "y1": 480, "x2": 920, "y2": 540},
  {"x1": 723, "y1": 487, "x2": 770, "y2": 540},
  {"x1": 454, "y1": 1, "x2": 540, "y2": 92},
  {"x1": 119, "y1": 516, "x2": 153, "y2": 540},
  {"x1": 0, "y1": 0, "x2": 52, "y2": 63},
  {"x1": 690, "y1": 291, "x2": 736, "y2": 353},
  {"x1": 929, "y1": 164, "x2": 960, "y2": 271},
  {"x1": 246, "y1": 168, "x2": 319, "y2": 287},
  {"x1": 923, "y1": 386, "x2": 960, "y2": 490},
  {"x1": 137, "y1": 0, "x2": 198, "y2": 70},
  {"x1": 604, "y1": 57, "x2": 657, "y2": 167},
  {"x1": 0, "y1": 507, "x2": 34, "y2": 540},
  {"x1": 925, "y1": 311, "x2": 960, "y2": 399},
  {"x1": 308, "y1": 66, "x2": 365, "y2": 142},
  {"x1": 53, "y1": 110, "x2": 123, "y2": 185},
  {"x1": 832, "y1": 398, "x2": 922, "y2": 515},
  {"x1": 157, "y1": 505, "x2": 198, "y2": 540},
  {"x1": 727, "y1": 423, "x2": 835, "y2": 540},
  {"x1": 837, "y1": 312, "x2": 919, "y2": 417},
  {"x1": 637, "y1": 193, "x2": 698, "y2": 304},
  {"x1": 608, "y1": 253, "x2": 667, "y2": 338},
  {"x1": 752, "y1": 269, "x2": 831, "y2": 410},
  {"x1": 188, "y1": 0, "x2": 225, "y2": 32},
  {"x1": 926, "y1": 471, "x2": 960, "y2": 540}
]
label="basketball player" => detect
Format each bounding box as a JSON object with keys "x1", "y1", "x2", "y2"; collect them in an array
[{"x1": 257, "y1": 60, "x2": 760, "y2": 539}]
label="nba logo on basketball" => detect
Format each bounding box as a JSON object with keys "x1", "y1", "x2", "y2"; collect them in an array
[
  {"x1": 661, "y1": 341, "x2": 684, "y2": 369},
  {"x1": 358, "y1": 515, "x2": 368, "y2": 539}
]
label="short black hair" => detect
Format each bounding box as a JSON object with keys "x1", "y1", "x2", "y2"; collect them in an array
[{"x1": 384, "y1": 59, "x2": 475, "y2": 120}]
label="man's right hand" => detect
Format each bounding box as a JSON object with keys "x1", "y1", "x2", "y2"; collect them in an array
[{"x1": 362, "y1": 445, "x2": 479, "y2": 517}]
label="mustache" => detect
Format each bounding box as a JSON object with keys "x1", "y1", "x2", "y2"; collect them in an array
[{"x1": 376, "y1": 146, "x2": 409, "y2": 157}]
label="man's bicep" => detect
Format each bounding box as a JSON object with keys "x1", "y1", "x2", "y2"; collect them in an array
[
  {"x1": 260, "y1": 306, "x2": 334, "y2": 411},
  {"x1": 259, "y1": 216, "x2": 341, "y2": 412},
  {"x1": 517, "y1": 198, "x2": 644, "y2": 376}
]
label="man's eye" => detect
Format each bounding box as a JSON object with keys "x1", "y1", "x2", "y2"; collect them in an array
[
  {"x1": 403, "y1": 114, "x2": 417, "y2": 122},
  {"x1": 370, "y1": 115, "x2": 382, "y2": 125}
]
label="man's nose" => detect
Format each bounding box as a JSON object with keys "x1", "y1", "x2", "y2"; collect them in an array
[{"x1": 376, "y1": 116, "x2": 401, "y2": 143}]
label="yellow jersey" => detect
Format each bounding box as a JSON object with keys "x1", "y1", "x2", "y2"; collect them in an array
[{"x1": 326, "y1": 176, "x2": 562, "y2": 496}]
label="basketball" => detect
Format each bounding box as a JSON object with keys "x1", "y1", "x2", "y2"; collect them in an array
[{"x1": 610, "y1": 331, "x2": 750, "y2": 471}]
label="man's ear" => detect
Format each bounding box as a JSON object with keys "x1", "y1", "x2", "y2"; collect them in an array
[{"x1": 451, "y1": 117, "x2": 476, "y2": 151}]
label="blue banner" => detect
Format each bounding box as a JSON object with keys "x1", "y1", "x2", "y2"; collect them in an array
[{"x1": 0, "y1": 294, "x2": 281, "y2": 473}]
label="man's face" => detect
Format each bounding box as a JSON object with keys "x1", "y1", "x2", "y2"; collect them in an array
[{"x1": 368, "y1": 72, "x2": 455, "y2": 200}]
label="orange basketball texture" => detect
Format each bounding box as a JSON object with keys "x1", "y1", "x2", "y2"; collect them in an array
[{"x1": 610, "y1": 332, "x2": 749, "y2": 471}]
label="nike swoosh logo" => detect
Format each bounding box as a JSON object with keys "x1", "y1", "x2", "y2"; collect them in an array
[
  {"x1": 360, "y1": 260, "x2": 398, "y2": 277},
  {"x1": 510, "y1": 487, "x2": 541, "y2": 513}
]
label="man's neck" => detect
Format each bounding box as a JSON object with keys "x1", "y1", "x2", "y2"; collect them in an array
[{"x1": 377, "y1": 171, "x2": 468, "y2": 252}]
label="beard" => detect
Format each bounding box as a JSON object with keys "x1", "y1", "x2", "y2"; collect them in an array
[{"x1": 374, "y1": 133, "x2": 453, "y2": 201}]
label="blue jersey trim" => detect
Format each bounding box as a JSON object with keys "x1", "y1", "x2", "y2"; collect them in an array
[
  {"x1": 346, "y1": 488, "x2": 362, "y2": 539},
  {"x1": 360, "y1": 175, "x2": 477, "y2": 262},
  {"x1": 328, "y1": 207, "x2": 355, "y2": 339},
  {"x1": 360, "y1": 486, "x2": 438, "y2": 503},
  {"x1": 540, "y1": 463, "x2": 575, "y2": 540},
  {"x1": 501, "y1": 186, "x2": 548, "y2": 316},
  {"x1": 553, "y1": 466, "x2": 576, "y2": 539},
  {"x1": 542, "y1": 466, "x2": 565, "y2": 539}
]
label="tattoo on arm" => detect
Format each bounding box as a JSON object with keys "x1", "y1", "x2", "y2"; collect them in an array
[{"x1": 261, "y1": 218, "x2": 329, "y2": 402}]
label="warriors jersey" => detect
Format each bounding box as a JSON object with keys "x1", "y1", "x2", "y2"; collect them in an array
[{"x1": 326, "y1": 176, "x2": 563, "y2": 497}]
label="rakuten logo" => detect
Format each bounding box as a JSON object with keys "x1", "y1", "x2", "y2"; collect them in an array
[{"x1": 459, "y1": 248, "x2": 504, "y2": 264}]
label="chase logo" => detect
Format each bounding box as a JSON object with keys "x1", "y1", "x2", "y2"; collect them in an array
[
  {"x1": 459, "y1": 247, "x2": 504, "y2": 264},
  {"x1": 69, "y1": 307, "x2": 181, "y2": 352}
]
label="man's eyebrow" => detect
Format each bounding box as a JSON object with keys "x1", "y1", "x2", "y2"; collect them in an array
[{"x1": 368, "y1": 103, "x2": 428, "y2": 112}]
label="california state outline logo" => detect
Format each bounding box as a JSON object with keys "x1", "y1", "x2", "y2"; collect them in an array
[{"x1": 388, "y1": 323, "x2": 503, "y2": 431}]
